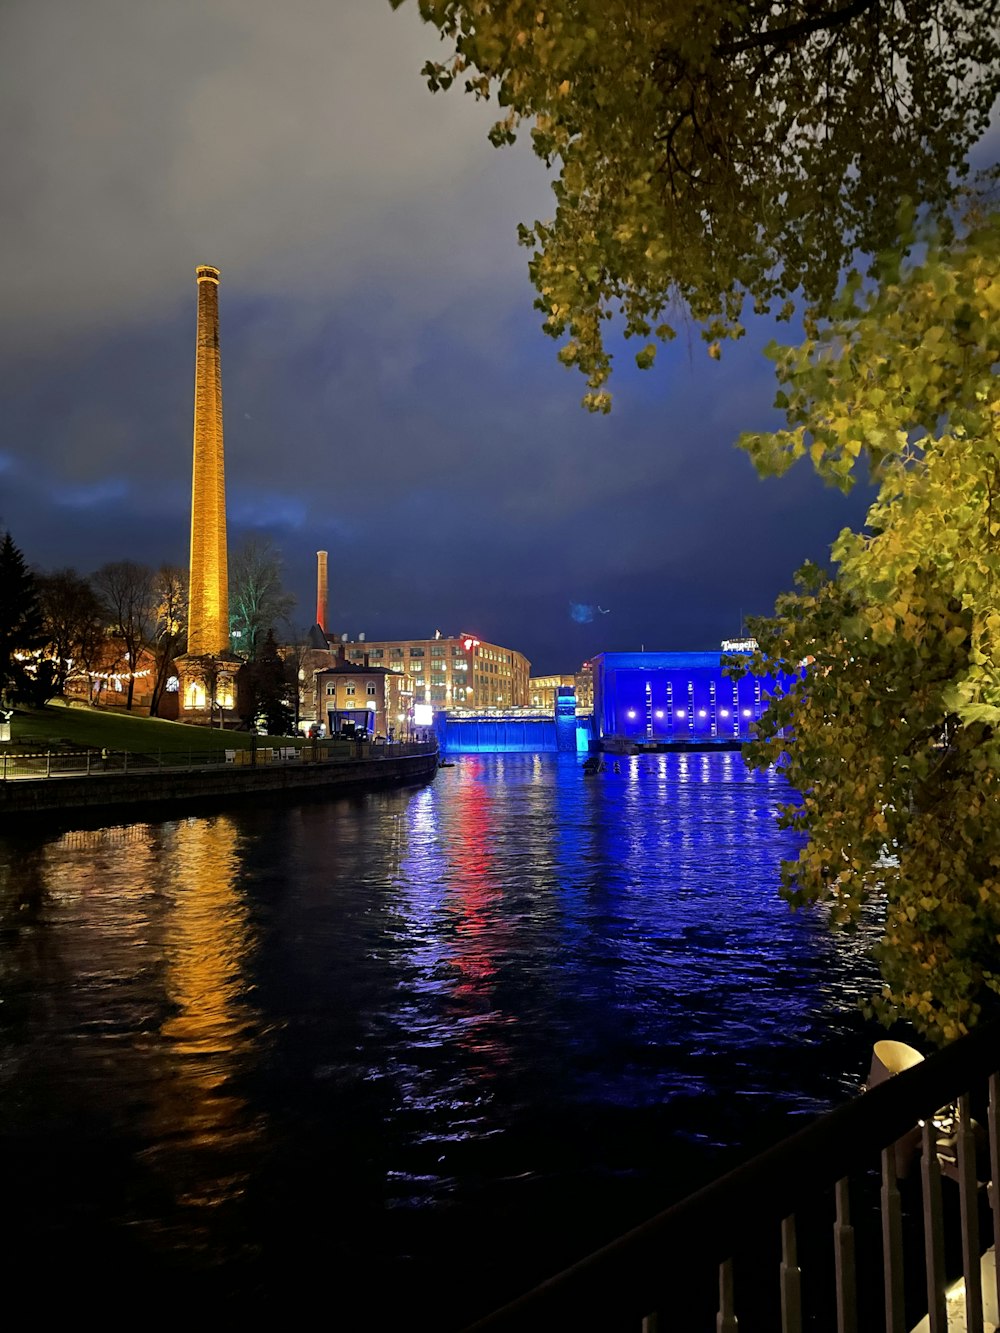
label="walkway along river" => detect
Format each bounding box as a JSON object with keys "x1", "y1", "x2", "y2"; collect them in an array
[
  {"x1": 0, "y1": 750, "x2": 886, "y2": 1327},
  {"x1": 0, "y1": 740, "x2": 439, "y2": 819}
]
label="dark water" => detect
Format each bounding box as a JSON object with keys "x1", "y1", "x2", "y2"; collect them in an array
[{"x1": 0, "y1": 752, "x2": 883, "y2": 1325}]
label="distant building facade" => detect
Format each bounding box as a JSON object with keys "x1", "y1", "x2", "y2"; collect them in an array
[
  {"x1": 332, "y1": 634, "x2": 530, "y2": 712},
  {"x1": 529, "y1": 662, "x2": 593, "y2": 713},
  {"x1": 313, "y1": 658, "x2": 412, "y2": 740},
  {"x1": 591, "y1": 649, "x2": 792, "y2": 747}
]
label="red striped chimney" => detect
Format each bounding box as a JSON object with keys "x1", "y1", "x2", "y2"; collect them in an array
[{"x1": 316, "y1": 550, "x2": 328, "y2": 633}]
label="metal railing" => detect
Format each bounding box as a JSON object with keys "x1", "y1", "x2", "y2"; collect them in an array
[
  {"x1": 0, "y1": 741, "x2": 436, "y2": 781},
  {"x1": 464, "y1": 1018, "x2": 1000, "y2": 1333}
]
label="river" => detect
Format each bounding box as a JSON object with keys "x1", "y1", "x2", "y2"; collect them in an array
[{"x1": 0, "y1": 750, "x2": 883, "y2": 1326}]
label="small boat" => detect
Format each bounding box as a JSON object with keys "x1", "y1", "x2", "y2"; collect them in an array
[
  {"x1": 438, "y1": 759, "x2": 455, "y2": 768},
  {"x1": 582, "y1": 755, "x2": 604, "y2": 774}
]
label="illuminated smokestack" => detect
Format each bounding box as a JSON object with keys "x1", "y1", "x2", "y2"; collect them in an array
[
  {"x1": 316, "y1": 550, "x2": 328, "y2": 633},
  {"x1": 187, "y1": 264, "x2": 229, "y2": 656}
]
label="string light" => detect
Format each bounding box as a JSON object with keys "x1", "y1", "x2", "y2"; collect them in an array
[{"x1": 87, "y1": 668, "x2": 152, "y2": 683}]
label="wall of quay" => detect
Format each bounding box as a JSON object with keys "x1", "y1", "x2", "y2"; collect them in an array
[{"x1": 0, "y1": 748, "x2": 439, "y2": 825}]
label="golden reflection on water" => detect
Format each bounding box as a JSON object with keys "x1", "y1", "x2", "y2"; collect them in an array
[
  {"x1": 2, "y1": 819, "x2": 263, "y2": 1193},
  {"x1": 143, "y1": 814, "x2": 262, "y2": 1217}
]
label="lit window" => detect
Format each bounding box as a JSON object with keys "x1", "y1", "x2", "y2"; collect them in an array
[
  {"x1": 720, "y1": 709, "x2": 729, "y2": 717},
  {"x1": 655, "y1": 709, "x2": 664, "y2": 719},
  {"x1": 346, "y1": 683, "x2": 356, "y2": 696},
  {"x1": 627, "y1": 709, "x2": 637, "y2": 719},
  {"x1": 676, "y1": 709, "x2": 686, "y2": 718},
  {"x1": 698, "y1": 710, "x2": 707, "y2": 718},
  {"x1": 366, "y1": 682, "x2": 377, "y2": 696},
  {"x1": 743, "y1": 708, "x2": 752, "y2": 717}
]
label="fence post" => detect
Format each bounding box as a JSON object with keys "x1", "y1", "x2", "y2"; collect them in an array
[
  {"x1": 881, "y1": 1145, "x2": 905, "y2": 1333},
  {"x1": 123, "y1": 749, "x2": 128, "y2": 774},
  {"x1": 922, "y1": 1118, "x2": 948, "y2": 1332},
  {"x1": 780, "y1": 1214, "x2": 803, "y2": 1333},
  {"x1": 86, "y1": 750, "x2": 91, "y2": 775},
  {"x1": 718, "y1": 1257, "x2": 738, "y2": 1333},
  {"x1": 46, "y1": 751, "x2": 51, "y2": 777},
  {"x1": 955, "y1": 1094, "x2": 983, "y2": 1332},
  {"x1": 833, "y1": 1176, "x2": 857, "y2": 1333},
  {"x1": 990, "y1": 1074, "x2": 1000, "y2": 1323}
]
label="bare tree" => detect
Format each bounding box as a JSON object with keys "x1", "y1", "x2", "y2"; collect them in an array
[
  {"x1": 229, "y1": 537, "x2": 294, "y2": 661},
  {"x1": 92, "y1": 561, "x2": 155, "y2": 711},
  {"x1": 37, "y1": 568, "x2": 105, "y2": 698},
  {"x1": 279, "y1": 625, "x2": 317, "y2": 735},
  {"x1": 149, "y1": 565, "x2": 187, "y2": 716}
]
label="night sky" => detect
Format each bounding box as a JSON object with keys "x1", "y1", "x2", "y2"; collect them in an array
[{"x1": 1, "y1": 0, "x2": 882, "y2": 675}]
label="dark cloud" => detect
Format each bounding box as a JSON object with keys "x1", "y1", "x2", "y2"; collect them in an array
[{"x1": 2, "y1": 0, "x2": 876, "y2": 674}]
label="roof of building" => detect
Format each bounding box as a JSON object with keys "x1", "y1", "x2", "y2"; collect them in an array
[{"x1": 314, "y1": 661, "x2": 403, "y2": 677}]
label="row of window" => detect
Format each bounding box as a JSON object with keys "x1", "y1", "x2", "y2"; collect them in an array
[
  {"x1": 347, "y1": 645, "x2": 465, "y2": 660},
  {"x1": 342, "y1": 644, "x2": 524, "y2": 665},
  {"x1": 401, "y1": 660, "x2": 470, "y2": 672}
]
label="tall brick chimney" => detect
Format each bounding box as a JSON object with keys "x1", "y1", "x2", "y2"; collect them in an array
[
  {"x1": 316, "y1": 550, "x2": 328, "y2": 633},
  {"x1": 187, "y1": 265, "x2": 229, "y2": 656}
]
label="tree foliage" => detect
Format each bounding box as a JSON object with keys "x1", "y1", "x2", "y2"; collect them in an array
[
  {"x1": 0, "y1": 532, "x2": 46, "y2": 705},
  {"x1": 236, "y1": 629, "x2": 294, "y2": 736},
  {"x1": 739, "y1": 213, "x2": 1000, "y2": 1041},
  {"x1": 229, "y1": 537, "x2": 294, "y2": 662},
  {"x1": 396, "y1": 0, "x2": 999, "y2": 407}
]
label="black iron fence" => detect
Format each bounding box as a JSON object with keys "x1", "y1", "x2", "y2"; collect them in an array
[
  {"x1": 464, "y1": 1018, "x2": 1000, "y2": 1333},
  {"x1": 0, "y1": 740, "x2": 435, "y2": 780}
]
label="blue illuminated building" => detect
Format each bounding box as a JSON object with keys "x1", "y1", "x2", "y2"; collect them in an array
[
  {"x1": 432, "y1": 646, "x2": 794, "y2": 755},
  {"x1": 591, "y1": 650, "x2": 791, "y2": 749}
]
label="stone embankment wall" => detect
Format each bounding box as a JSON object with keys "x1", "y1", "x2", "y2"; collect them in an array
[{"x1": 0, "y1": 749, "x2": 439, "y2": 822}]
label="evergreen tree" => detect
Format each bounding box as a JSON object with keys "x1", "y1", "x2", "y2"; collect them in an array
[
  {"x1": 237, "y1": 631, "x2": 294, "y2": 735},
  {"x1": 0, "y1": 532, "x2": 46, "y2": 705},
  {"x1": 254, "y1": 630, "x2": 294, "y2": 737}
]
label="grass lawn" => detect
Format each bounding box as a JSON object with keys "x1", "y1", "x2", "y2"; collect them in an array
[{"x1": 5, "y1": 701, "x2": 274, "y2": 754}]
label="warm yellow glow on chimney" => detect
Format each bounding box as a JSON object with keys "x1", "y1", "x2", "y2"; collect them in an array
[{"x1": 188, "y1": 264, "x2": 229, "y2": 656}]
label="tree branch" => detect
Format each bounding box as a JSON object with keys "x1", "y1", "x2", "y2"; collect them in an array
[{"x1": 714, "y1": 0, "x2": 879, "y2": 59}]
